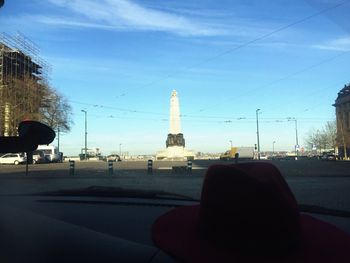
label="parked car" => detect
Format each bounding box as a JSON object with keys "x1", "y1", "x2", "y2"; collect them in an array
[
  {"x1": 0, "y1": 153, "x2": 26, "y2": 165},
  {"x1": 32, "y1": 150, "x2": 47, "y2": 164},
  {"x1": 259, "y1": 155, "x2": 268, "y2": 160},
  {"x1": 321, "y1": 154, "x2": 337, "y2": 161},
  {"x1": 104, "y1": 154, "x2": 121, "y2": 162}
]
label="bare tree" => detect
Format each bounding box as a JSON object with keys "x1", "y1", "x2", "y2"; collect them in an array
[
  {"x1": 40, "y1": 85, "x2": 73, "y2": 133},
  {"x1": 1, "y1": 74, "x2": 45, "y2": 135},
  {"x1": 305, "y1": 120, "x2": 336, "y2": 153},
  {"x1": 2, "y1": 76, "x2": 73, "y2": 135},
  {"x1": 305, "y1": 129, "x2": 321, "y2": 152},
  {"x1": 324, "y1": 120, "x2": 337, "y2": 151}
]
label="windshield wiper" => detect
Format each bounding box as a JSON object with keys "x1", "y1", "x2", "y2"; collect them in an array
[{"x1": 37, "y1": 186, "x2": 195, "y2": 201}]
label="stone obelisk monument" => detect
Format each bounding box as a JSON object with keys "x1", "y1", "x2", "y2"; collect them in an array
[
  {"x1": 156, "y1": 90, "x2": 194, "y2": 160},
  {"x1": 166, "y1": 90, "x2": 185, "y2": 148}
]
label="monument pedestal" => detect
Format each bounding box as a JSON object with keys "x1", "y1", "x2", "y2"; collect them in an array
[{"x1": 156, "y1": 146, "x2": 194, "y2": 160}]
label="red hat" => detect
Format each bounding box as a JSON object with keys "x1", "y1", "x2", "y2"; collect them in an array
[{"x1": 152, "y1": 162, "x2": 350, "y2": 262}]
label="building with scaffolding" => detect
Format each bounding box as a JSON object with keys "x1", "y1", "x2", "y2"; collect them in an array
[{"x1": 0, "y1": 32, "x2": 50, "y2": 136}]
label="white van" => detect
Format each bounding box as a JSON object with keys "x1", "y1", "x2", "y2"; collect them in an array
[
  {"x1": 0, "y1": 153, "x2": 26, "y2": 165},
  {"x1": 37, "y1": 145, "x2": 60, "y2": 163}
]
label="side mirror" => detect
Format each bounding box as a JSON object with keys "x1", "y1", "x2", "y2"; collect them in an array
[{"x1": 0, "y1": 121, "x2": 55, "y2": 153}]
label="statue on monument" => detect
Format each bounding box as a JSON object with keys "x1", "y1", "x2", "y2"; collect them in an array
[{"x1": 166, "y1": 133, "x2": 185, "y2": 147}]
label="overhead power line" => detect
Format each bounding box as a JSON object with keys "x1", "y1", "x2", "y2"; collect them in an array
[
  {"x1": 80, "y1": 109, "x2": 333, "y2": 124},
  {"x1": 68, "y1": 1, "x2": 349, "y2": 119},
  {"x1": 135, "y1": 0, "x2": 349, "y2": 90},
  {"x1": 193, "y1": 50, "x2": 349, "y2": 113},
  {"x1": 68, "y1": 49, "x2": 349, "y2": 119},
  {"x1": 69, "y1": 100, "x2": 168, "y2": 116}
]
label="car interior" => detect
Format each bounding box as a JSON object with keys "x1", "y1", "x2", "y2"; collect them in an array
[{"x1": 1, "y1": 1, "x2": 350, "y2": 262}]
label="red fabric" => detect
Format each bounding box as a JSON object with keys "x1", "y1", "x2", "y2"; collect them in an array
[
  {"x1": 198, "y1": 163, "x2": 301, "y2": 253},
  {"x1": 152, "y1": 163, "x2": 350, "y2": 262},
  {"x1": 153, "y1": 206, "x2": 350, "y2": 262}
]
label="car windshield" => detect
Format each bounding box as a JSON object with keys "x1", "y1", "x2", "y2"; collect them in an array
[{"x1": 0, "y1": 0, "x2": 350, "y2": 214}]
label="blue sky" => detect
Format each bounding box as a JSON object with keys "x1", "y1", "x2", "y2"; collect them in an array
[{"x1": 1, "y1": 0, "x2": 350, "y2": 155}]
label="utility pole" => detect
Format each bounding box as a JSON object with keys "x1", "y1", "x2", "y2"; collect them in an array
[
  {"x1": 256, "y1": 109, "x2": 261, "y2": 160},
  {"x1": 119, "y1": 143, "x2": 122, "y2": 157},
  {"x1": 81, "y1": 110, "x2": 87, "y2": 160},
  {"x1": 57, "y1": 127, "x2": 60, "y2": 153},
  {"x1": 273, "y1": 141, "x2": 276, "y2": 156}
]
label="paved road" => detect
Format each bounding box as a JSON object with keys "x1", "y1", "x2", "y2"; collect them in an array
[
  {"x1": 0, "y1": 159, "x2": 349, "y2": 212},
  {"x1": 1, "y1": 159, "x2": 350, "y2": 177}
]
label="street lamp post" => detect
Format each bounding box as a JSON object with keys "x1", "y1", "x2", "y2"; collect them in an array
[
  {"x1": 273, "y1": 141, "x2": 276, "y2": 156},
  {"x1": 229, "y1": 140, "x2": 233, "y2": 148},
  {"x1": 81, "y1": 110, "x2": 88, "y2": 160},
  {"x1": 256, "y1": 109, "x2": 261, "y2": 160},
  {"x1": 295, "y1": 120, "x2": 299, "y2": 157},
  {"x1": 288, "y1": 118, "x2": 299, "y2": 158},
  {"x1": 119, "y1": 143, "x2": 122, "y2": 157}
]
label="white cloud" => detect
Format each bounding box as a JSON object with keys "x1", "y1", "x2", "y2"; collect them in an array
[
  {"x1": 43, "y1": 0, "x2": 227, "y2": 36},
  {"x1": 2, "y1": 0, "x2": 286, "y2": 40},
  {"x1": 28, "y1": 15, "x2": 117, "y2": 30},
  {"x1": 313, "y1": 37, "x2": 350, "y2": 51}
]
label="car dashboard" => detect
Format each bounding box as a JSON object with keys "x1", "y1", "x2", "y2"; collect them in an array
[{"x1": 1, "y1": 195, "x2": 350, "y2": 263}]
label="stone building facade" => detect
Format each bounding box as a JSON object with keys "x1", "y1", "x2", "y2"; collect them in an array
[{"x1": 334, "y1": 83, "x2": 350, "y2": 159}]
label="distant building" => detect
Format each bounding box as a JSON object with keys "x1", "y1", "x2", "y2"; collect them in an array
[
  {"x1": 333, "y1": 83, "x2": 350, "y2": 159},
  {"x1": 0, "y1": 33, "x2": 48, "y2": 136}
]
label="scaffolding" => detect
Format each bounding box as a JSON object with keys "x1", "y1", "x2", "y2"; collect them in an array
[{"x1": 0, "y1": 32, "x2": 51, "y2": 136}]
